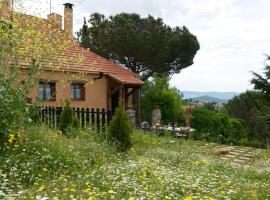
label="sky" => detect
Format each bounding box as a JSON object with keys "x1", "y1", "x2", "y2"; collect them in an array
[{"x1": 18, "y1": 0, "x2": 270, "y2": 92}]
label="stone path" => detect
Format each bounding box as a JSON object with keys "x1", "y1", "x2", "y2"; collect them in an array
[{"x1": 199, "y1": 143, "x2": 261, "y2": 165}]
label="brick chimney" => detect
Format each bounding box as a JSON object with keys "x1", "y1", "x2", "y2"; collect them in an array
[
  {"x1": 47, "y1": 13, "x2": 62, "y2": 29},
  {"x1": 63, "y1": 3, "x2": 73, "y2": 38},
  {"x1": 0, "y1": 0, "x2": 11, "y2": 21}
]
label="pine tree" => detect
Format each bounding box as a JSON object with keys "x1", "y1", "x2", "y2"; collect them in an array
[{"x1": 108, "y1": 104, "x2": 133, "y2": 152}]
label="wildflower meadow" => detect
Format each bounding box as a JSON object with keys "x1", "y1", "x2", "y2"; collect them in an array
[{"x1": 0, "y1": 126, "x2": 269, "y2": 199}]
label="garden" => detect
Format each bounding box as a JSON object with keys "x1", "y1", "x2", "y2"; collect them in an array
[
  {"x1": 1, "y1": 125, "x2": 270, "y2": 199},
  {"x1": 1, "y1": 3, "x2": 270, "y2": 199}
]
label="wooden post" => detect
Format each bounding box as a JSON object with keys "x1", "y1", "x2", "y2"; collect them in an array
[
  {"x1": 45, "y1": 106, "x2": 48, "y2": 125},
  {"x1": 137, "y1": 89, "x2": 141, "y2": 124},
  {"x1": 124, "y1": 87, "x2": 128, "y2": 110},
  {"x1": 81, "y1": 108, "x2": 85, "y2": 128},
  {"x1": 91, "y1": 108, "x2": 95, "y2": 128},
  {"x1": 96, "y1": 108, "x2": 100, "y2": 132},
  {"x1": 52, "y1": 106, "x2": 56, "y2": 128},
  {"x1": 102, "y1": 108, "x2": 106, "y2": 132},
  {"x1": 107, "y1": 109, "x2": 112, "y2": 124},
  {"x1": 76, "y1": 107, "x2": 80, "y2": 120},
  {"x1": 48, "y1": 106, "x2": 52, "y2": 128},
  {"x1": 86, "y1": 108, "x2": 90, "y2": 127},
  {"x1": 119, "y1": 85, "x2": 123, "y2": 107},
  {"x1": 56, "y1": 107, "x2": 62, "y2": 128}
]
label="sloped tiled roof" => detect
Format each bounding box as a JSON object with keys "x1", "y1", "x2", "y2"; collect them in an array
[{"x1": 13, "y1": 12, "x2": 143, "y2": 86}]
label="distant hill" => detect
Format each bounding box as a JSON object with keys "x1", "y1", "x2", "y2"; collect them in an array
[
  {"x1": 182, "y1": 91, "x2": 239, "y2": 100},
  {"x1": 187, "y1": 95, "x2": 227, "y2": 104}
]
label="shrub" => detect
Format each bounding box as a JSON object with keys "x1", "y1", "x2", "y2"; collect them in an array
[
  {"x1": 225, "y1": 91, "x2": 270, "y2": 141},
  {"x1": 28, "y1": 104, "x2": 41, "y2": 124},
  {"x1": 59, "y1": 100, "x2": 80, "y2": 134},
  {"x1": 141, "y1": 76, "x2": 184, "y2": 125},
  {"x1": 72, "y1": 116, "x2": 80, "y2": 129},
  {"x1": 190, "y1": 107, "x2": 252, "y2": 146},
  {"x1": 0, "y1": 76, "x2": 31, "y2": 149},
  {"x1": 108, "y1": 104, "x2": 133, "y2": 152}
]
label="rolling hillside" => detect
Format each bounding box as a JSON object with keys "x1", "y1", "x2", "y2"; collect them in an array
[
  {"x1": 187, "y1": 95, "x2": 228, "y2": 103},
  {"x1": 182, "y1": 91, "x2": 239, "y2": 101}
]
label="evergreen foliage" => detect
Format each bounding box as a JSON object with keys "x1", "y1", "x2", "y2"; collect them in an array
[
  {"x1": 77, "y1": 13, "x2": 200, "y2": 80},
  {"x1": 141, "y1": 76, "x2": 184, "y2": 125},
  {"x1": 190, "y1": 107, "x2": 254, "y2": 146},
  {"x1": 108, "y1": 104, "x2": 133, "y2": 152},
  {"x1": 225, "y1": 91, "x2": 270, "y2": 141},
  {"x1": 251, "y1": 56, "x2": 270, "y2": 97},
  {"x1": 59, "y1": 100, "x2": 80, "y2": 134}
]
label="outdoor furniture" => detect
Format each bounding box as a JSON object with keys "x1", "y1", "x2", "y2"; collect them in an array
[
  {"x1": 174, "y1": 127, "x2": 196, "y2": 140},
  {"x1": 151, "y1": 125, "x2": 195, "y2": 140},
  {"x1": 140, "y1": 121, "x2": 151, "y2": 132}
]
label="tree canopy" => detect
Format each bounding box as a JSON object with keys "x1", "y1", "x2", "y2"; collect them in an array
[
  {"x1": 77, "y1": 13, "x2": 200, "y2": 80},
  {"x1": 225, "y1": 91, "x2": 270, "y2": 140},
  {"x1": 140, "y1": 76, "x2": 184, "y2": 124},
  {"x1": 190, "y1": 106, "x2": 250, "y2": 145},
  {"x1": 251, "y1": 56, "x2": 270, "y2": 97}
]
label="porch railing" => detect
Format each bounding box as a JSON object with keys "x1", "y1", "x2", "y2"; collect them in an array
[{"x1": 37, "y1": 106, "x2": 112, "y2": 132}]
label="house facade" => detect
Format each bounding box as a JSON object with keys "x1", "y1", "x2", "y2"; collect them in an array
[{"x1": 0, "y1": 1, "x2": 143, "y2": 119}]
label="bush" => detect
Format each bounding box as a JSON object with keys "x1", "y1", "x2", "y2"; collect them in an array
[
  {"x1": 108, "y1": 104, "x2": 133, "y2": 152},
  {"x1": 190, "y1": 107, "x2": 252, "y2": 146},
  {"x1": 225, "y1": 91, "x2": 270, "y2": 141},
  {"x1": 0, "y1": 76, "x2": 31, "y2": 149},
  {"x1": 59, "y1": 100, "x2": 80, "y2": 134},
  {"x1": 141, "y1": 76, "x2": 184, "y2": 125}
]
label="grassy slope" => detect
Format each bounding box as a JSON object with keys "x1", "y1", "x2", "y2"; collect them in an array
[{"x1": 0, "y1": 127, "x2": 270, "y2": 200}]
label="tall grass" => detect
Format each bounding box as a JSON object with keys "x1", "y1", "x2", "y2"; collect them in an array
[{"x1": 0, "y1": 126, "x2": 269, "y2": 199}]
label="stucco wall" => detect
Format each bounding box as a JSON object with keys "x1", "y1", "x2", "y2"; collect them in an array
[{"x1": 21, "y1": 70, "x2": 108, "y2": 109}]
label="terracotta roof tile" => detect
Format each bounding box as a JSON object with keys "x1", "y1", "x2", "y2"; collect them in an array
[
  {"x1": 13, "y1": 12, "x2": 143, "y2": 86},
  {"x1": 108, "y1": 73, "x2": 144, "y2": 86}
]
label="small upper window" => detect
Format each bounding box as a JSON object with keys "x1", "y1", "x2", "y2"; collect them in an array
[
  {"x1": 38, "y1": 81, "x2": 56, "y2": 101},
  {"x1": 70, "y1": 83, "x2": 85, "y2": 101}
]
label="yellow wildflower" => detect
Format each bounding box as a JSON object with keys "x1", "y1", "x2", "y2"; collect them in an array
[
  {"x1": 164, "y1": 196, "x2": 171, "y2": 200},
  {"x1": 194, "y1": 161, "x2": 200, "y2": 166},
  {"x1": 42, "y1": 168, "x2": 48, "y2": 172},
  {"x1": 200, "y1": 159, "x2": 208, "y2": 165},
  {"x1": 8, "y1": 133, "x2": 15, "y2": 145},
  {"x1": 108, "y1": 190, "x2": 115, "y2": 194},
  {"x1": 225, "y1": 180, "x2": 232, "y2": 186},
  {"x1": 128, "y1": 197, "x2": 135, "y2": 200},
  {"x1": 38, "y1": 185, "x2": 45, "y2": 192},
  {"x1": 209, "y1": 198, "x2": 215, "y2": 200},
  {"x1": 184, "y1": 196, "x2": 193, "y2": 200}
]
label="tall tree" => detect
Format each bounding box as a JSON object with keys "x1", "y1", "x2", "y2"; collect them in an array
[
  {"x1": 140, "y1": 76, "x2": 184, "y2": 124},
  {"x1": 77, "y1": 13, "x2": 200, "y2": 80},
  {"x1": 251, "y1": 55, "x2": 270, "y2": 97},
  {"x1": 225, "y1": 91, "x2": 270, "y2": 140}
]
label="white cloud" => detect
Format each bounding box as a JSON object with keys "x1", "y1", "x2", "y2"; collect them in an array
[{"x1": 18, "y1": 0, "x2": 270, "y2": 92}]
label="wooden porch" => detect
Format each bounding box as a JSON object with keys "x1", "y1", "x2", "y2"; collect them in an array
[{"x1": 107, "y1": 76, "x2": 142, "y2": 124}]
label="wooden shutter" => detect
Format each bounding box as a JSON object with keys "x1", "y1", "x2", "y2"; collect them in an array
[
  {"x1": 51, "y1": 82, "x2": 56, "y2": 100},
  {"x1": 81, "y1": 84, "x2": 85, "y2": 100}
]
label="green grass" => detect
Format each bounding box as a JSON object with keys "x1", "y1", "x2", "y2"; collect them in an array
[{"x1": 0, "y1": 126, "x2": 270, "y2": 199}]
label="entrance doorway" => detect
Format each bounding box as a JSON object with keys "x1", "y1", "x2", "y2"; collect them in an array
[{"x1": 111, "y1": 90, "x2": 119, "y2": 114}]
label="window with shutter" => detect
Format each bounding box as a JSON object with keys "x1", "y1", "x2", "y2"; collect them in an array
[
  {"x1": 38, "y1": 81, "x2": 56, "y2": 101},
  {"x1": 70, "y1": 83, "x2": 85, "y2": 100}
]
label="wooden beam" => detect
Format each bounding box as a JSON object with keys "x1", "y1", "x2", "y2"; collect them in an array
[
  {"x1": 137, "y1": 89, "x2": 141, "y2": 123},
  {"x1": 119, "y1": 85, "x2": 124, "y2": 107},
  {"x1": 127, "y1": 88, "x2": 139, "y2": 97},
  {"x1": 110, "y1": 86, "x2": 119, "y2": 95},
  {"x1": 125, "y1": 87, "x2": 129, "y2": 109}
]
